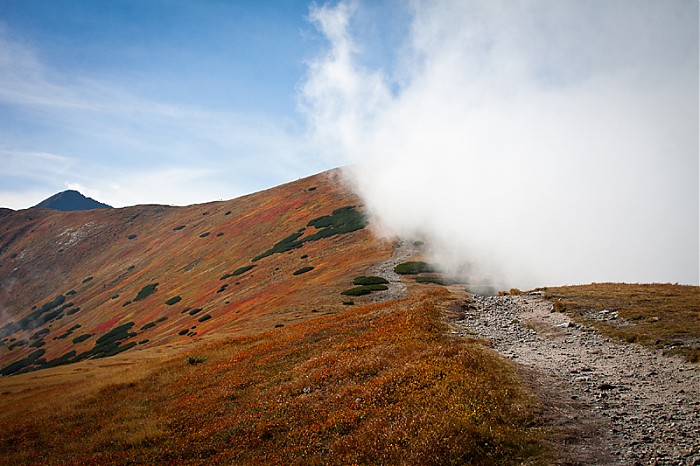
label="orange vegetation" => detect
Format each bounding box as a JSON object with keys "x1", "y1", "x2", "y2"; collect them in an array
[
  {"x1": 0, "y1": 289, "x2": 542, "y2": 465},
  {"x1": 0, "y1": 170, "x2": 391, "y2": 372}
]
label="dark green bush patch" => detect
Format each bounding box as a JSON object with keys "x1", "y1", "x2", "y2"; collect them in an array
[
  {"x1": 198, "y1": 314, "x2": 212, "y2": 323},
  {"x1": 43, "y1": 350, "x2": 76, "y2": 369},
  {"x1": 301, "y1": 254, "x2": 308, "y2": 259},
  {"x1": 217, "y1": 284, "x2": 229, "y2": 293},
  {"x1": 0, "y1": 294, "x2": 67, "y2": 338},
  {"x1": 29, "y1": 339, "x2": 45, "y2": 348},
  {"x1": 252, "y1": 231, "x2": 305, "y2": 261},
  {"x1": 340, "y1": 284, "x2": 388, "y2": 296},
  {"x1": 293, "y1": 266, "x2": 314, "y2": 276},
  {"x1": 141, "y1": 322, "x2": 156, "y2": 331},
  {"x1": 187, "y1": 356, "x2": 207, "y2": 365},
  {"x1": 178, "y1": 329, "x2": 189, "y2": 336},
  {"x1": 343, "y1": 301, "x2": 355, "y2": 306},
  {"x1": 127, "y1": 234, "x2": 137, "y2": 240},
  {"x1": 275, "y1": 324, "x2": 284, "y2": 328},
  {"x1": 340, "y1": 287, "x2": 373, "y2": 297},
  {"x1": 165, "y1": 296, "x2": 182, "y2": 306},
  {"x1": 66, "y1": 307, "x2": 81, "y2": 316},
  {"x1": 393, "y1": 261, "x2": 437, "y2": 275},
  {"x1": 66, "y1": 290, "x2": 77, "y2": 296},
  {"x1": 134, "y1": 283, "x2": 158, "y2": 301},
  {"x1": 54, "y1": 324, "x2": 81, "y2": 340},
  {"x1": 0, "y1": 349, "x2": 46, "y2": 376},
  {"x1": 70, "y1": 322, "x2": 138, "y2": 360},
  {"x1": 216, "y1": 232, "x2": 224, "y2": 237},
  {"x1": 353, "y1": 276, "x2": 389, "y2": 286},
  {"x1": 199, "y1": 232, "x2": 211, "y2": 238},
  {"x1": 189, "y1": 308, "x2": 203, "y2": 316},
  {"x1": 82, "y1": 277, "x2": 93, "y2": 284},
  {"x1": 72, "y1": 334, "x2": 92, "y2": 344},
  {"x1": 110, "y1": 294, "x2": 120, "y2": 300},
  {"x1": 220, "y1": 265, "x2": 256, "y2": 280},
  {"x1": 173, "y1": 225, "x2": 186, "y2": 231},
  {"x1": 308, "y1": 186, "x2": 317, "y2": 191},
  {"x1": 37, "y1": 307, "x2": 68, "y2": 325},
  {"x1": 139, "y1": 339, "x2": 149, "y2": 345},
  {"x1": 415, "y1": 276, "x2": 461, "y2": 286},
  {"x1": 86, "y1": 341, "x2": 137, "y2": 360},
  {"x1": 225, "y1": 211, "x2": 232, "y2": 216},
  {"x1": 306, "y1": 205, "x2": 365, "y2": 230},
  {"x1": 253, "y1": 206, "x2": 366, "y2": 262},
  {"x1": 8, "y1": 340, "x2": 27, "y2": 350},
  {"x1": 30, "y1": 328, "x2": 50, "y2": 340},
  {"x1": 367, "y1": 284, "x2": 389, "y2": 291},
  {"x1": 94, "y1": 323, "x2": 135, "y2": 346},
  {"x1": 122, "y1": 301, "x2": 132, "y2": 307},
  {"x1": 156, "y1": 316, "x2": 168, "y2": 323}
]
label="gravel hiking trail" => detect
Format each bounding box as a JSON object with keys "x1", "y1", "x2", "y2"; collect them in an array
[
  {"x1": 367, "y1": 239, "x2": 425, "y2": 301},
  {"x1": 451, "y1": 291, "x2": 700, "y2": 465}
]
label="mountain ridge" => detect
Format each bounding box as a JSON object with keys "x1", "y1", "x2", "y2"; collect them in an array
[
  {"x1": 1, "y1": 168, "x2": 698, "y2": 465},
  {"x1": 0, "y1": 169, "x2": 391, "y2": 374}
]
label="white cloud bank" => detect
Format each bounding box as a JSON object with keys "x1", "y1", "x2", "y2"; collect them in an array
[{"x1": 301, "y1": 0, "x2": 699, "y2": 288}]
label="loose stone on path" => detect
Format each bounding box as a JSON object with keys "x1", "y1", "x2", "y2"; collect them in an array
[{"x1": 452, "y1": 292, "x2": 700, "y2": 465}]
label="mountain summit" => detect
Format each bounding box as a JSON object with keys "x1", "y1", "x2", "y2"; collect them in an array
[{"x1": 33, "y1": 190, "x2": 112, "y2": 211}]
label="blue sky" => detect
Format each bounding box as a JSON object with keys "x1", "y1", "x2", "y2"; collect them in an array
[
  {"x1": 0, "y1": 0, "x2": 697, "y2": 286},
  {"x1": 0, "y1": 0, "x2": 374, "y2": 208}
]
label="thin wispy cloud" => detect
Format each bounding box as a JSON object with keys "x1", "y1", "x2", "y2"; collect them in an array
[
  {"x1": 0, "y1": 29, "x2": 318, "y2": 209},
  {"x1": 301, "y1": 0, "x2": 699, "y2": 287}
]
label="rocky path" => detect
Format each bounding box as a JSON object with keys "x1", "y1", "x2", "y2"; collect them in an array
[
  {"x1": 451, "y1": 292, "x2": 700, "y2": 465},
  {"x1": 367, "y1": 239, "x2": 424, "y2": 301}
]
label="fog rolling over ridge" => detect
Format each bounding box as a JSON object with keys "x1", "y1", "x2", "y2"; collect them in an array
[{"x1": 300, "y1": 0, "x2": 699, "y2": 289}]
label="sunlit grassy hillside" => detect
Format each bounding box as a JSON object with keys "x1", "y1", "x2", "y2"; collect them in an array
[
  {"x1": 0, "y1": 289, "x2": 543, "y2": 465},
  {"x1": 0, "y1": 170, "x2": 391, "y2": 375}
]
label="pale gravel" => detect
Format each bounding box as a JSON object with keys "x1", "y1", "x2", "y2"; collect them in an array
[{"x1": 450, "y1": 292, "x2": 700, "y2": 465}]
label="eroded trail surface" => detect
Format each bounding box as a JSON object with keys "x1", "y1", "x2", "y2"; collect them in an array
[
  {"x1": 367, "y1": 239, "x2": 424, "y2": 301},
  {"x1": 452, "y1": 292, "x2": 700, "y2": 465}
]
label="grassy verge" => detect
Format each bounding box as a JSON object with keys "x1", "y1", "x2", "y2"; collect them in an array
[
  {"x1": 539, "y1": 283, "x2": 700, "y2": 362},
  {"x1": 0, "y1": 290, "x2": 543, "y2": 465}
]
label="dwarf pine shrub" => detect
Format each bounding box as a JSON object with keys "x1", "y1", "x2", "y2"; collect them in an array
[{"x1": 393, "y1": 262, "x2": 436, "y2": 275}]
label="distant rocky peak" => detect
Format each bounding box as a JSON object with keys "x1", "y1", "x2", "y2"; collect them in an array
[{"x1": 33, "y1": 190, "x2": 112, "y2": 211}]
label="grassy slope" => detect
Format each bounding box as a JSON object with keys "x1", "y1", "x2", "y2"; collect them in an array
[
  {"x1": 0, "y1": 170, "x2": 391, "y2": 372},
  {"x1": 540, "y1": 283, "x2": 700, "y2": 362},
  {"x1": 0, "y1": 289, "x2": 543, "y2": 465}
]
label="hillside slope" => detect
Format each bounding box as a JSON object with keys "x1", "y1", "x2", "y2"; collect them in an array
[
  {"x1": 0, "y1": 170, "x2": 550, "y2": 464},
  {"x1": 0, "y1": 170, "x2": 391, "y2": 375},
  {"x1": 0, "y1": 290, "x2": 543, "y2": 465}
]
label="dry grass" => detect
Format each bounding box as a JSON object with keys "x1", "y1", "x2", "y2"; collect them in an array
[
  {"x1": 0, "y1": 290, "x2": 543, "y2": 465},
  {"x1": 540, "y1": 283, "x2": 700, "y2": 362}
]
